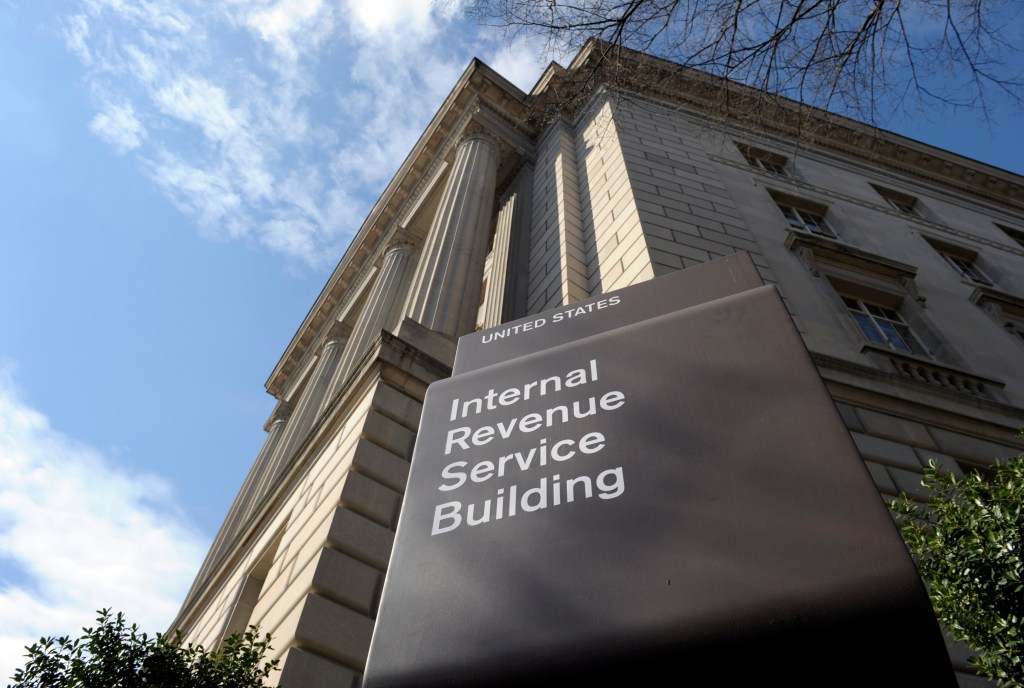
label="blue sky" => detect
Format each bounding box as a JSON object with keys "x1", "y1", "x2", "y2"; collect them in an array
[{"x1": 0, "y1": 0, "x2": 1021, "y2": 680}]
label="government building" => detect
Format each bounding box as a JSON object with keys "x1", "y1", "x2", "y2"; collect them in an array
[{"x1": 170, "y1": 41, "x2": 1024, "y2": 687}]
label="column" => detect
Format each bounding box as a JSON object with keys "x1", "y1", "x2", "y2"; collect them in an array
[
  {"x1": 266, "y1": 322, "x2": 349, "y2": 483},
  {"x1": 241, "y1": 407, "x2": 292, "y2": 522},
  {"x1": 479, "y1": 164, "x2": 534, "y2": 328},
  {"x1": 404, "y1": 126, "x2": 500, "y2": 336},
  {"x1": 319, "y1": 240, "x2": 418, "y2": 416},
  {"x1": 191, "y1": 403, "x2": 291, "y2": 587}
]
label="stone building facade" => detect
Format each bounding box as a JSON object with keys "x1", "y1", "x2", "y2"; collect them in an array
[{"x1": 170, "y1": 42, "x2": 1024, "y2": 687}]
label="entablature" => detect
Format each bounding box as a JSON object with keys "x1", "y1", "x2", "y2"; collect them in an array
[{"x1": 266, "y1": 60, "x2": 536, "y2": 399}]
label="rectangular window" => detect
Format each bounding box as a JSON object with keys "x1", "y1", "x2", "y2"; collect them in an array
[
  {"x1": 778, "y1": 203, "x2": 834, "y2": 237},
  {"x1": 924, "y1": 237, "x2": 992, "y2": 285},
  {"x1": 871, "y1": 184, "x2": 919, "y2": 216},
  {"x1": 841, "y1": 296, "x2": 928, "y2": 356},
  {"x1": 939, "y1": 252, "x2": 992, "y2": 285},
  {"x1": 997, "y1": 224, "x2": 1024, "y2": 248},
  {"x1": 1005, "y1": 320, "x2": 1024, "y2": 345},
  {"x1": 737, "y1": 143, "x2": 787, "y2": 175}
]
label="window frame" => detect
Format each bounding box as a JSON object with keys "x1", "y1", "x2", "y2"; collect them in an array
[
  {"x1": 996, "y1": 224, "x2": 1024, "y2": 249},
  {"x1": 840, "y1": 294, "x2": 930, "y2": 356},
  {"x1": 923, "y1": 236, "x2": 993, "y2": 286},
  {"x1": 871, "y1": 184, "x2": 921, "y2": 217},
  {"x1": 970, "y1": 285, "x2": 1024, "y2": 349},
  {"x1": 737, "y1": 143, "x2": 788, "y2": 175},
  {"x1": 940, "y1": 252, "x2": 992, "y2": 285},
  {"x1": 770, "y1": 191, "x2": 836, "y2": 238}
]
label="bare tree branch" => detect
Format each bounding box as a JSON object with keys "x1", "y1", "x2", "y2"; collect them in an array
[{"x1": 453, "y1": 0, "x2": 1024, "y2": 127}]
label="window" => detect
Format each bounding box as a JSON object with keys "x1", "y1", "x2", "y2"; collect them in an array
[
  {"x1": 871, "y1": 184, "x2": 920, "y2": 216},
  {"x1": 737, "y1": 143, "x2": 787, "y2": 175},
  {"x1": 1004, "y1": 319, "x2": 1024, "y2": 345},
  {"x1": 776, "y1": 200, "x2": 835, "y2": 237},
  {"x1": 940, "y1": 252, "x2": 992, "y2": 285},
  {"x1": 997, "y1": 224, "x2": 1024, "y2": 248},
  {"x1": 924, "y1": 237, "x2": 992, "y2": 285},
  {"x1": 841, "y1": 295, "x2": 929, "y2": 356},
  {"x1": 971, "y1": 286, "x2": 1024, "y2": 349}
]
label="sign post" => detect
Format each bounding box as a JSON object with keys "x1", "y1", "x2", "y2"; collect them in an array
[{"x1": 364, "y1": 254, "x2": 955, "y2": 687}]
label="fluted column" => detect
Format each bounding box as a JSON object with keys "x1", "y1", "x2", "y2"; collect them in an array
[
  {"x1": 242, "y1": 408, "x2": 292, "y2": 521},
  {"x1": 319, "y1": 241, "x2": 418, "y2": 416},
  {"x1": 480, "y1": 164, "x2": 534, "y2": 327},
  {"x1": 405, "y1": 128, "x2": 500, "y2": 336},
  {"x1": 266, "y1": 322, "x2": 349, "y2": 480},
  {"x1": 190, "y1": 403, "x2": 291, "y2": 586}
]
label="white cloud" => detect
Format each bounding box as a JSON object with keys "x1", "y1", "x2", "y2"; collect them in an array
[
  {"x1": 62, "y1": 13, "x2": 92, "y2": 65},
  {"x1": 88, "y1": 101, "x2": 145, "y2": 153},
  {"x1": 346, "y1": 0, "x2": 434, "y2": 36},
  {"x1": 486, "y1": 34, "x2": 550, "y2": 93},
  {"x1": 248, "y1": 0, "x2": 336, "y2": 61},
  {"x1": 122, "y1": 43, "x2": 161, "y2": 85},
  {"x1": 0, "y1": 363, "x2": 207, "y2": 683},
  {"x1": 60, "y1": 0, "x2": 525, "y2": 267},
  {"x1": 154, "y1": 76, "x2": 245, "y2": 142},
  {"x1": 150, "y1": 154, "x2": 247, "y2": 235}
]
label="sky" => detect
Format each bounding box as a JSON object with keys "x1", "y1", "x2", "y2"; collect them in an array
[{"x1": 0, "y1": 0, "x2": 1021, "y2": 681}]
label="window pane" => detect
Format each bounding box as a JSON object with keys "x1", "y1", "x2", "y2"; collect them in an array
[
  {"x1": 893, "y1": 323, "x2": 927, "y2": 355},
  {"x1": 842, "y1": 295, "x2": 928, "y2": 356},
  {"x1": 877, "y1": 320, "x2": 913, "y2": 352},
  {"x1": 851, "y1": 312, "x2": 887, "y2": 345}
]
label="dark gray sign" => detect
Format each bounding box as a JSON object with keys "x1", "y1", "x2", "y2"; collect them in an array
[
  {"x1": 452, "y1": 252, "x2": 763, "y2": 374},
  {"x1": 365, "y1": 264, "x2": 953, "y2": 687}
]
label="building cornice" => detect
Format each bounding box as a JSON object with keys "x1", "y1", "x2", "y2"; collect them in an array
[
  {"x1": 265, "y1": 60, "x2": 534, "y2": 398},
  {"x1": 267, "y1": 40, "x2": 1024, "y2": 399},
  {"x1": 534, "y1": 41, "x2": 1024, "y2": 212}
]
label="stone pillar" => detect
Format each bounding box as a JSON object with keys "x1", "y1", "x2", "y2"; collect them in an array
[
  {"x1": 267, "y1": 322, "x2": 349, "y2": 480},
  {"x1": 405, "y1": 127, "x2": 500, "y2": 336},
  {"x1": 319, "y1": 241, "x2": 418, "y2": 415},
  {"x1": 479, "y1": 164, "x2": 534, "y2": 328},
  {"x1": 242, "y1": 407, "x2": 292, "y2": 521},
  {"x1": 189, "y1": 403, "x2": 291, "y2": 588},
  {"x1": 234, "y1": 405, "x2": 290, "y2": 524}
]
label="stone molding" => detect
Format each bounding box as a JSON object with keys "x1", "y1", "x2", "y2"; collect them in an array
[
  {"x1": 714, "y1": 153, "x2": 1024, "y2": 259},
  {"x1": 785, "y1": 230, "x2": 923, "y2": 304}
]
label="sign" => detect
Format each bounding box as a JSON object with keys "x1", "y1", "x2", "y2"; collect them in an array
[
  {"x1": 364, "y1": 256, "x2": 954, "y2": 687},
  {"x1": 451, "y1": 253, "x2": 764, "y2": 374}
]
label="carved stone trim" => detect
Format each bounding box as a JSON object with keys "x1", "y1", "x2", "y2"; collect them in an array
[
  {"x1": 383, "y1": 238, "x2": 417, "y2": 255},
  {"x1": 267, "y1": 401, "x2": 293, "y2": 426},
  {"x1": 323, "y1": 320, "x2": 352, "y2": 346},
  {"x1": 970, "y1": 285, "x2": 1024, "y2": 317},
  {"x1": 458, "y1": 121, "x2": 503, "y2": 160},
  {"x1": 861, "y1": 344, "x2": 1005, "y2": 401},
  {"x1": 785, "y1": 230, "x2": 919, "y2": 285},
  {"x1": 715, "y1": 153, "x2": 1024, "y2": 258}
]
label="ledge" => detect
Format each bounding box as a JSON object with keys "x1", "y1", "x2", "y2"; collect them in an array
[
  {"x1": 785, "y1": 230, "x2": 918, "y2": 283},
  {"x1": 970, "y1": 285, "x2": 1024, "y2": 319},
  {"x1": 859, "y1": 344, "x2": 1005, "y2": 400}
]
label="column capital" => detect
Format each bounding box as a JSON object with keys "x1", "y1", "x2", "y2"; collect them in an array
[
  {"x1": 267, "y1": 401, "x2": 293, "y2": 427},
  {"x1": 322, "y1": 320, "x2": 352, "y2": 348},
  {"x1": 458, "y1": 121, "x2": 503, "y2": 155},
  {"x1": 383, "y1": 238, "x2": 417, "y2": 256}
]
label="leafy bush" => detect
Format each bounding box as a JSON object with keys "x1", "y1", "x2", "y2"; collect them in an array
[
  {"x1": 890, "y1": 451, "x2": 1023, "y2": 686},
  {"x1": 8, "y1": 609, "x2": 279, "y2": 688}
]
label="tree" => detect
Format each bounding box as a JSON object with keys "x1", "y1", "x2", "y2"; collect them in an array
[
  {"x1": 890, "y1": 451, "x2": 1023, "y2": 687},
  {"x1": 457, "y1": 0, "x2": 1023, "y2": 125},
  {"x1": 8, "y1": 609, "x2": 279, "y2": 688}
]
